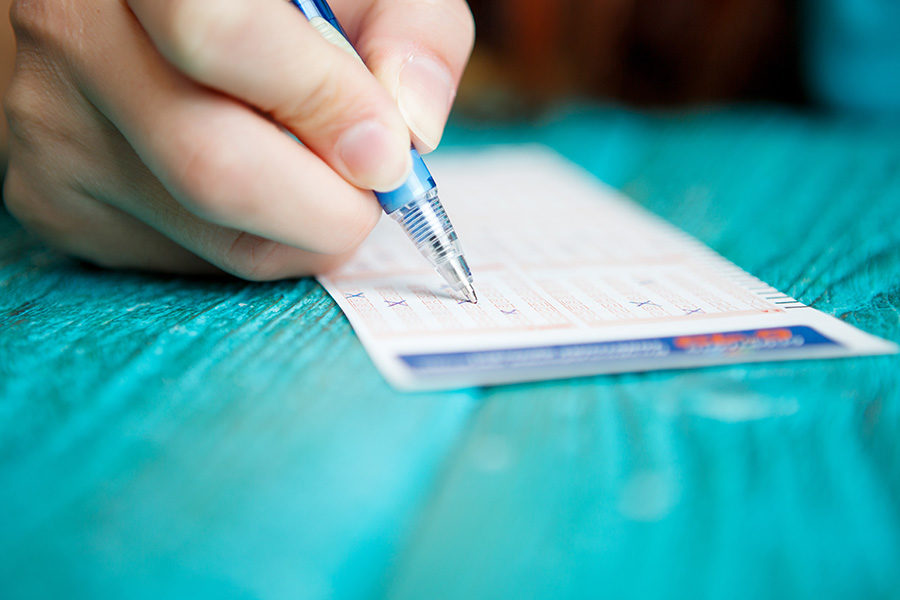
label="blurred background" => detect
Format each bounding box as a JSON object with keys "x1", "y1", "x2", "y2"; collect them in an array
[{"x1": 456, "y1": 0, "x2": 900, "y2": 119}]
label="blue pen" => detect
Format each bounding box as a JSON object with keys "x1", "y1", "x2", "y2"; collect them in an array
[{"x1": 289, "y1": 0, "x2": 477, "y2": 303}]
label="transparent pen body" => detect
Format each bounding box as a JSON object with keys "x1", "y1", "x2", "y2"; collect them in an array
[{"x1": 379, "y1": 150, "x2": 474, "y2": 296}]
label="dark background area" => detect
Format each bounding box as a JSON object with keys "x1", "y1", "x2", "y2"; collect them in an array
[{"x1": 460, "y1": 0, "x2": 803, "y2": 116}]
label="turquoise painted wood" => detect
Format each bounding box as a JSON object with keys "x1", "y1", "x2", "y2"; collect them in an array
[{"x1": 1, "y1": 107, "x2": 899, "y2": 599}]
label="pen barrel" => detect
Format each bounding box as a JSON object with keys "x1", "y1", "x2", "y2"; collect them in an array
[
  {"x1": 290, "y1": 0, "x2": 344, "y2": 35},
  {"x1": 375, "y1": 151, "x2": 437, "y2": 214},
  {"x1": 290, "y1": 0, "x2": 439, "y2": 213}
]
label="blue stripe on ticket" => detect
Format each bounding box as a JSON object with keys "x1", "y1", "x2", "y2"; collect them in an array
[{"x1": 398, "y1": 326, "x2": 839, "y2": 374}]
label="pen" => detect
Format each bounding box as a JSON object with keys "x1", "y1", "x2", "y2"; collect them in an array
[{"x1": 288, "y1": 0, "x2": 477, "y2": 304}]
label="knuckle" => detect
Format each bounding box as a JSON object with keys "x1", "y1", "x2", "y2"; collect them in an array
[
  {"x1": 156, "y1": 0, "x2": 206, "y2": 70},
  {"x1": 323, "y1": 196, "x2": 381, "y2": 254},
  {"x1": 286, "y1": 67, "x2": 351, "y2": 128},
  {"x1": 221, "y1": 234, "x2": 354, "y2": 281},
  {"x1": 3, "y1": 167, "x2": 54, "y2": 232},
  {"x1": 3, "y1": 81, "x2": 29, "y2": 130},
  {"x1": 159, "y1": 0, "x2": 245, "y2": 73},
  {"x1": 435, "y1": 0, "x2": 476, "y2": 62},
  {"x1": 220, "y1": 232, "x2": 286, "y2": 281},
  {"x1": 376, "y1": 0, "x2": 475, "y2": 57},
  {"x1": 441, "y1": 0, "x2": 476, "y2": 51},
  {"x1": 305, "y1": 251, "x2": 354, "y2": 275},
  {"x1": 3, "y1": 79, "x2": 47, "y2": 146},
  {"x1": 170, "y1": 130, "x2": 251, "y2": 223},
  {"x1": 10, "y1": 0, "x2": 79, "y2": 52},
  {"x1": 2, "y1": 168, "x2": 32, "y2": 221},
  {"x1": 3, "y1": 173, "x2": 128, "y2": 271},
  {"x1": 9, "y1": 0, "x2": 51, "y2": 38}
]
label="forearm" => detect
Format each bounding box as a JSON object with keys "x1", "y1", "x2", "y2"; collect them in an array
[{"x1": 1, "y1": 0, "x2": 14, "y2": 174}]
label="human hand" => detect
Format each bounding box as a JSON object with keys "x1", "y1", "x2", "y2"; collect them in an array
[
  {"x1": 0, "y1": 0, "x2": 15, "y2": 168},
  {"x1": 2, "y1": 0, "x2": 474, "y2": 279}
]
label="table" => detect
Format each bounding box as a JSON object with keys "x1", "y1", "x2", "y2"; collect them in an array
[{"x1": 2, "y1": 107, "x2": 898, "y2": 599}]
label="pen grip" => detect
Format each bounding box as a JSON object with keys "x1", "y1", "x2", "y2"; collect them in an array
[
  {"x1": 291, "y1": 0, "x2": 364, "y2": 64},
  {"x1": 290, "y1": 0, "x2": 437, "y2": 213}
]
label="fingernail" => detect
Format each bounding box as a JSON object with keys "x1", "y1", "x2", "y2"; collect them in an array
[
  {"x1": 336, "y1": 120, "x2": 412, "y2": 192},
  {"x1": 398, "y1": 55, "x2": 455, "y2": 152}
]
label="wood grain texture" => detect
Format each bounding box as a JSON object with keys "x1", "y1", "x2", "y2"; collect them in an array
[{"x1": 1, "y1": 107, "x2": 898, "y2": 599}]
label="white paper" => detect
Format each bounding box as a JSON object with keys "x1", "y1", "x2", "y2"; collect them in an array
[{"x1": 318, "y1": 146, "x2": 897, "y2": 390}]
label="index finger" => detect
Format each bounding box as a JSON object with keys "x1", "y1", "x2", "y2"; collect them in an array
[
  {"x1": 126, "y1": 0, "x2": 414, "y2": 192},
  {"x1": 332, "y1": 0, "x2": 476, "y2": 152}
]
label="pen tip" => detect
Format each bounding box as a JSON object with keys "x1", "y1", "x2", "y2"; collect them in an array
[{"x1": 434, "y1": 255, "x2": 477, "y2": 304}]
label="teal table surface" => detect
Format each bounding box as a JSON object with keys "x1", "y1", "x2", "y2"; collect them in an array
[{"x1": 1, "y1": 107, "x2": 899, "y2": 599}]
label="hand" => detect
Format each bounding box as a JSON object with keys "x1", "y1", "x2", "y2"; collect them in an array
[
  {"x1": 0, "y1": 0, "x2": 15, "y2": 167},
  {"x1": 2, "y1": 0, "x2": 474, "y2": 279}
]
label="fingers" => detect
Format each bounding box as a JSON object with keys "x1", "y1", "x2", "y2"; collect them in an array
[
  {"x1": 126, "y1": 0, "x2": 413, "y2": 192},
  {"x1": 333, "y1": 0, "x2": 476, "y2": 152},
  {"x1": 72, "y1": 2, "x2": 381, "y2": 259},
  {"x1": 4, "y1": 164, "x2": 351, "y2": 280},
  {"x1": 107, "y1": 169, "x2": 360, "y2": 281},
  {"x1": 4, "y1": 0, "x2": 372, "y2": 281},
  {"x1": 3, "y1": 167, "x2": 216, "y2": 274},
  {"x1": 91, "y1": 145, "x2": 360, "y2": 280}
]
